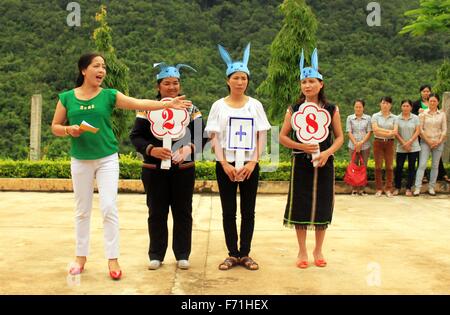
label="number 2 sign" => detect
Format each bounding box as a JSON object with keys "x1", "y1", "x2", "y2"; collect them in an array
[
  {"x1": 147, "y1": 97, "x2": 189, "y2": 170},
  {"x1": 147, "y1": 108, "x2": 189, "y2": 140}
]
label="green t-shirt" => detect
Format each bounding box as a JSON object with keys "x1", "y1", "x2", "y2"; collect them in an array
[
  {"x1": 59, "y1": 88, "x2": 119, "y2": 160},
  {"x1": 420, "y1": 101, "x2": 429, "y2": 110}
]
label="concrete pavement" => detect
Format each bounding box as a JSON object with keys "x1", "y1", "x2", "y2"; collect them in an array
[{"x1": 0, "y1": 191, "x2": 449, "y2": 295}]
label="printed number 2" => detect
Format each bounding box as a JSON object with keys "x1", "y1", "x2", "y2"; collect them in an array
[{"x1": 162, "y1": 109, "x2": 174, "y2": 130}]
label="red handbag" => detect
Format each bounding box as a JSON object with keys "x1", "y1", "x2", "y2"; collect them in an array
[{"x1": 344, "y1": 151, "x2": 368, "y2": 187}]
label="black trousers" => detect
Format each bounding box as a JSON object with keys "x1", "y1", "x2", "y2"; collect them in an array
[
  {"x1": 216, "y1": 162, "x2": 260, "y2": 258},
  {"x1": 141, "y1": 166, "x2": 195, "y2": 261},
  {"x1": 395, "y1": 152, "x2": 419, "y2": 189}
]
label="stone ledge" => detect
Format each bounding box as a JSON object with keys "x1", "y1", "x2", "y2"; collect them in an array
[{"x1": 0, "y1": 178, "x2": 448, "y2": 194}]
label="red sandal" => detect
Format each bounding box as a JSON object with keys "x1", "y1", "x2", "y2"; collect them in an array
[
  {"x1": 314, "y1": 259, "x2": 327, "y2": 267},
  {"x1": 296, "y1": 260, "x2": 309, "y2": 269}
]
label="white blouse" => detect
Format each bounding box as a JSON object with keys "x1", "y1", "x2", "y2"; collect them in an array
[{"x1": 205, "y1": 97, "x2": 271, "y2": 162}]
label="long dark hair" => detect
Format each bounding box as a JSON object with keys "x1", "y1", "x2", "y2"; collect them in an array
[
  {"x1": 76, "y1": 52, "x2": 105, "y2": 87},
  {"x1": 296, "y1": 78, "x2": 328, "y2": 105}
]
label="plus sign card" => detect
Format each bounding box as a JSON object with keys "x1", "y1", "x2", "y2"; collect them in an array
[{"x1": 226, "y1": 117, "x2": 255, "y2": 151}]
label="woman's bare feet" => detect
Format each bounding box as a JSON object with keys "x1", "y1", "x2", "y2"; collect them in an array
[
  {"x1": 75, "y1": 256, "x2": 87, "y2": 267},
  {"x1": 108, "y1": 258, "x2": 121, "y2": 272},
  {"x1": 313, "y1": 250, "x2": 327, "y2": 267},
  {"x1": 296, "y1": 251, "x2": 309, "y2": 268},
  {"x1": 297, "y1": 251, "x2": 308, "y2": 262},
  {"x1": 69, "y1": 256, "x2": 86, "y2": 275},
  {"x1": 108, "y1": 258, "x2": 122, "y2": 280}
]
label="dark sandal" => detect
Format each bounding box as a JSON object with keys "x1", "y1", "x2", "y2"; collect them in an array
[
  {"x1": 218, "y1": 257, "x2": 239, "y2": 271},
  {"x1": 240, "y1": 256, "x2": 259, "y2": 270}
]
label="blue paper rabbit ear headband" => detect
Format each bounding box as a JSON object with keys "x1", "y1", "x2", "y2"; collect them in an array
[
  {"x1": 153, "y1": 62, "x2": 197, "y2": 80},
  {"x1": 299, "y1": 48, "x2": 323, "y2": 81},
  {"x1": 218, "y1": 43, "x2": 251, "y2": 76}
]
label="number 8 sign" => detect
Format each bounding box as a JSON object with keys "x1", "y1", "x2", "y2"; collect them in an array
[{"x1": 291, "y1": 102, "x2": 331, "y2": 144}]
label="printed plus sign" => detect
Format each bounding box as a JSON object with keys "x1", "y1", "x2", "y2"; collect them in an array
[{"x1": 235, "y1": 125, "x2": 247, "y2": 142}]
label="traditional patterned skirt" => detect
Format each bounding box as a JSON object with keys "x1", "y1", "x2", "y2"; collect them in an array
[{"x1": 283, "y1": 153, "x2": 335, "y2": 230}]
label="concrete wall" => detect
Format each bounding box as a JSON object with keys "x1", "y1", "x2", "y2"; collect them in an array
[{"x1": 0, "y1": 178, "x2": 448, "y2": 194}]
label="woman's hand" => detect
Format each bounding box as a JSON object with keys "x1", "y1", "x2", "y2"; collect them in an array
[
  {"x1": 67, "y1": 125, "x2": 84, "y2": 137},
  {"x1": 236, "y1": 161, "x2": 257, "y2": 181},
  {"x1": 312, "y1": 150, "x2": 331, "y2": 167},
  {"x1": 221, "y1": 161, "x2": 237, "y2": 182},
  {"x1": 402, "y1": 141, "x2": 412, "y2": 152},
  {"x1": 355, "y1": 141, "x2": 362, "y2": 152},
  {"x1": 150, "y1": 147, "x2": 172, "y2": 160},
  {"x1": 430, "y1": 140, "x2": 440, "y2": 149},
  {"x1": 167, "y1": 95, "x2": 192, "y2": 109},
  {"x1": 300, "y1": 143, "x2": 319, "y2": 154},
  {"x1": 172, "y1": 145, "x2": 192, "y2": 164}
]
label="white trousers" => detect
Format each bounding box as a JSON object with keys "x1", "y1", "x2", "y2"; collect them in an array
[{"x1": 70, "y1": 153, "x2": 120, "y2": 259}]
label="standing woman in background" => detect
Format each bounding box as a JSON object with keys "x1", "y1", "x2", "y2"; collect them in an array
[
  {"x1": 130, "y1": 62, "x2": 206, "y2": 270},
  {"x1": 371, "y1": 96, "x2": 398, "y2": 198},
  {"x1": 414, "y1": 94, "x2": 447, "y2": 196},
  {"x1": 280, "y1": 48, "x2": 344, "y2": 269},
  {"x1": 412, "y1": 84, "x2": 431, "y2": 116},
  {"x1": 412, "y1": 85, "x2": 450, "y2": 183},
  {"x1": 51, "y1": 52, "x2": 190, "y2": 280},
  {"x1": 345, "y1": 99, "x2": 372, "y2": 196},
  {"x1": 205, "y1": 43, "x2": 271, "y2": 271},
  {"x1": 393, "y1": 100, "x2": 421, "y2": 196}
]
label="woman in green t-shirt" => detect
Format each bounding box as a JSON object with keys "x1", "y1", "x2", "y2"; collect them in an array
[{"x1": 51, "y1": 52, "x2": 191, "y2": 280}]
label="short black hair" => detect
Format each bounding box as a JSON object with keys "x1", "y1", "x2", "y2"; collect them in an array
[
  {"x1": 419, "y1": 84, "x2": 432, "y2": 92},
  {"x1": 428, "y1": 93, "x2": 440, "y2": 102},
  {"x1": 400, "y1": 99, "x2": 413, "y2": 107},
  {"x1": 380, "y1": 96, "x2": 392, "y2": 104},
  {"x1": 354, "y1": 99, "x2": 365, "y2": 107}
]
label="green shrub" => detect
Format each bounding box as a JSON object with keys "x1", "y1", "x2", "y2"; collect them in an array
[{"x1": 1, "y1": 158, "x2": 448, "y2": 181}]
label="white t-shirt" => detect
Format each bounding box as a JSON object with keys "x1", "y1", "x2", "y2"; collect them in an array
[{"x1": 205, "y1": 97, "x2": 271, "y2": 162}]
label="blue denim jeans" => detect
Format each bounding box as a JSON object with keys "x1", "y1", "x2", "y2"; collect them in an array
[{"x1": 414, "y1": 142, "x2": 444, "y2": 190}]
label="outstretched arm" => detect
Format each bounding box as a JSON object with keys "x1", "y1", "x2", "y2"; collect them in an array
[{"x1": 115, "y1": 92, "x2": 191, "y2": 111}]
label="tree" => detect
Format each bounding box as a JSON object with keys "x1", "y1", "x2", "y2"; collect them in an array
[
  {"x1": 93, "y1": 5, "x2": 131, "y2": 142},
  {"x1": 435, "y1": 59, "x2": 450, "y2": 96},
  {"x1": 399, "y1": 0, "x2": 450, "y2": 96},
  {"x1": 399, "y1": 0, "x2": 450, "y2": 36},
  {"x1": 256, "y1": 0, "x2": 318, "y2": 122}
]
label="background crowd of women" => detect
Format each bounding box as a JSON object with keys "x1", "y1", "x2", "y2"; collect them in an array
[{"x1": 345, "y1": 85, "x2": 448, "y2": 197}]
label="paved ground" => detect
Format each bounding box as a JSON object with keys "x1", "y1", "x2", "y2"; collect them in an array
[{"x1": 0, "y1": 191, "x2": 449, "y2": 295}]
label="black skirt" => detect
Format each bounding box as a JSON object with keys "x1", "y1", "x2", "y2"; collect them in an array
[{"x1": 283, "y1": 154, "x2": 335, "y2": 230}]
